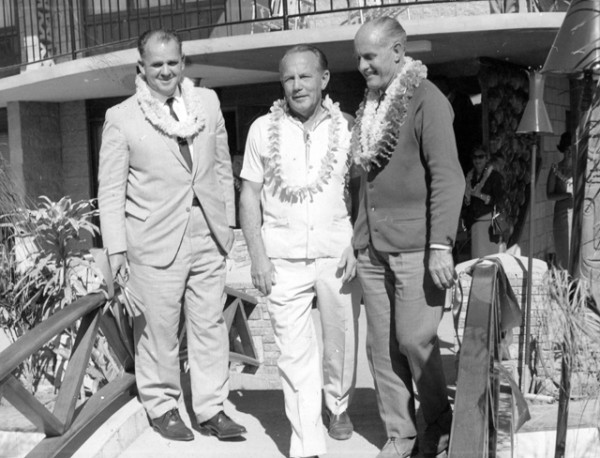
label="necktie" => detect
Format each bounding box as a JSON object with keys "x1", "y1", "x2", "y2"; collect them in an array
[{"x1": 166, "y1": 97, "x2": 193, "y2": 170}]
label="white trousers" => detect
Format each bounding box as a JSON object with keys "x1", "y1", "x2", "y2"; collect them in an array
[{"x1": 267, "y1": 258, "x2": 361, "y2": 458}]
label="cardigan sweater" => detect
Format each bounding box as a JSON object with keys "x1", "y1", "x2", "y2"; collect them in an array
[{"x1": 353, "y1": 79, "x2": 465, "y2": 252}]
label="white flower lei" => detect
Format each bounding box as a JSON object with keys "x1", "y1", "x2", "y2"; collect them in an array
[
  {"x1": 351, "y1": 56, "x2": 427, "y2": 170},
  {"x1": 135, "y1": 75, "x2": 207, "y2": 138},
  {"x1": 264, "y1": 95, "x2": 346, "y2": 203}
]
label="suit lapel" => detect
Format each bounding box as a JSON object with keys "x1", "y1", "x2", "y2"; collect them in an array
[
  {"x1": 160, "y1": 133, "x2": 192, "y2": 173},
  {"x1": 191, "y1": 128, "x2": 210, "y2": 180}
]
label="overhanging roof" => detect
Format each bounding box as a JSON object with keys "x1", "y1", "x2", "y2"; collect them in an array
[{"x1": 0, "y1": 13, "x2": 565, "y2": 108}]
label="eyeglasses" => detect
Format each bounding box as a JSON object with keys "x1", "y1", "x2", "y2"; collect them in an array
[{"x1": 473, "y1": 155, "x2": 486, "y2": 159}]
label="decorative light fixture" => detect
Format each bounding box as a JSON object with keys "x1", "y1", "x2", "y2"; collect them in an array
[
  {"x1": 516, "y1": 71, "x2": 553, "y2": 135},
  {"x1": 516, "y1": 69, "x2": 553, "y2": 397}
]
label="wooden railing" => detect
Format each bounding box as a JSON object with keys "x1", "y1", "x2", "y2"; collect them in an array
[
  {"x1": 0, "y1": 285, "x2": 259, "y2": 457},
  {"x1": 0, "y1": 291, "x2": 136, "y2": 457},
  {"x1": 449, "y1": 261, "x2": 522, "y2": 457}
]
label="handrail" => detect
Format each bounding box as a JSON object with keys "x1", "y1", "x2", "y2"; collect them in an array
[
  {"x1": 449, "y1": 262, "x2": 506, "y2": 457},
  {"x1": 0, "y1": 284, "x2": 260, "y2": 457},
  {"x1": 0, "y1": 0, "x2": 530, "y2": 74},
  {"x1": 0, "y1": 292, "x2": 106, "y2": 381},
  {"x1": 0, "y1": 288, "x2": 137, "y2": 454}
]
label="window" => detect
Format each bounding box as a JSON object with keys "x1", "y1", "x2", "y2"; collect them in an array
[{"x1": 0, "y1": 0, "x2": 15, "y2": 28}]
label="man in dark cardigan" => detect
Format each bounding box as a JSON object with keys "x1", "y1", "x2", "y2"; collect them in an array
[{"x1": 352, "y1": 18, "x2": 465, "y2": 458}]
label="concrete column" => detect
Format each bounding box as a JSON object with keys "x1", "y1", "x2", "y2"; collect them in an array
[
  {"x1": 60, "y1": 101, "x2": 91, "y2": 201},
  {"x1": 7, "y1": 101, "x2": 63, "y2": 202}
]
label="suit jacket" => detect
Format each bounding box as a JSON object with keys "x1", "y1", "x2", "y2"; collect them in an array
[
  {"x1": 353, "y1": 79, "x2": 465, "y2": 252},
  {"x1": 98, "y1": 80, "x2": 235, "y2": 267}
]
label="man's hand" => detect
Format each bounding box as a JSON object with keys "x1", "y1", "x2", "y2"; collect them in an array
[
  {"x1": 109, "y1": 252, "x2": 128, "y2": 284},
  {"x1": 428, "y1": 249, "x2": 456, "y2": 290},
  {"x1": 251, "y1": 254, "x2": 275, "y2": 296},
  {"x1": 337, "y1": 246, "x2": 357, "y2": 283}
]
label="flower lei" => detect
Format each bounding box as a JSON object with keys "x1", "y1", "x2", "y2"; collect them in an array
[
  {"x1": 135, "y1": 75, "x2": 206, "y2": 138},
  {"x1": 351, "y1": 56, "x2": 427, "y2": 170},
  {"x1": 264, "y1": 95, "x2": 345, "y2": 203},
  {"x1": 464, "y1": 165, "x2": 493, "y2": 204}
]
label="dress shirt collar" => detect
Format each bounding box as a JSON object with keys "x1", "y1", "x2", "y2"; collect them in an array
[
  {"x1": 145, "y1": 85, "x2": 182, "y2": 105},
  {"x1": 286, "y1": 100, "x2": 331, "y2": 131}
]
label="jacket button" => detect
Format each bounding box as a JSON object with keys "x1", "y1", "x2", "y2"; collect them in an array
[
  {"x1": 186, "y1": 207, "x2": 191, "y2": 212},
  {"x1": 371, "y1": 207, "x2": 375, "y2": 212}
]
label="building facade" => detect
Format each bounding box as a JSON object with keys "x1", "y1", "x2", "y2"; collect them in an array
[{"x1": 0, "y1": 0, "x2": 574, "y2": 386}]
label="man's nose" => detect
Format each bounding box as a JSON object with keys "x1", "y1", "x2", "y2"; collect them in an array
[
  {"x1": 292, "y1": 76, "x2": 302, "y2": 90},
  {"x1": 358, "y1": 57, "x2": 368, "y2": 73},
  {"x1": 159, "y1": 63, "x2": 171, "y2": 75}
]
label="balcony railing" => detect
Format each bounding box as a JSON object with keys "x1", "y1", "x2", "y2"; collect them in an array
[{"x1": 0, "y1": 0, "x2": 541, "y2": 76}]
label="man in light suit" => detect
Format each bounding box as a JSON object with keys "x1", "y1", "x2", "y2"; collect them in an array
[{"x1": 98, "y1": 29, "x2": 246, "y2": 442}]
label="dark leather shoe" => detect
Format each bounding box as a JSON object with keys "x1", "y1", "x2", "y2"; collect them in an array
[
  {"x1": 150, "y1": 408, "x2": 194, "y2": 441},
  {"x1": 422, "y1": 407, "x2": 452, "y2": 458},
  {"x1": 326, "y1": 409, "x2": 353, "y2": 440},
  {"x1": 377, "y1": 437, "x2": 417, "y2": 458},
  {"x1": 198, "y1": 411, "x2": 247, "y2": 439}
]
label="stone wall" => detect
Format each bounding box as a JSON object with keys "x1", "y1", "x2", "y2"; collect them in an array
[
  {"x1": 227, "y1": 229, "x2": 282, "y2": 389},
  {"x1": 453, "y1": 254, "x2": 548, "y2": 390}
]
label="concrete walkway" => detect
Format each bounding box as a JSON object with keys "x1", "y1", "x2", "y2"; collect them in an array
[{"x1": 95, "y1": 306, "x2": 459, "y2": 458}]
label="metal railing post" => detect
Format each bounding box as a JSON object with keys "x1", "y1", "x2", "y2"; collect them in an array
[
  {"x1": 282, "y1": 0, "x2": 289, "y2": 30},
  {"x1": 68, "y1": 0, "x2": 77, "y2": 60}
]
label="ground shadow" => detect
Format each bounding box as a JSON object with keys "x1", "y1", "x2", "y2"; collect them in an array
[
  {"x1": 346, "y1": 387, "x2": 387, "y2": 449},
  {"x1": 225, "y1": 387, "x2": 388, "y2": 455},
  {"x1": 227, "y1": 390, "x2": 289, "y2": 456}
]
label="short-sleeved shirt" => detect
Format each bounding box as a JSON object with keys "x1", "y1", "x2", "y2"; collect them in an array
[{"x1": 241, "y1": 99, "x2": 353, "y2": 259}]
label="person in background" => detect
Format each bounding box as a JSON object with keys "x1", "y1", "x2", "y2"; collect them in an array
[
  {"x1": 546, "y1": 132, "x2": 573, "y2": 269},
  {"x1": 239, "y1": 44, "x2": 360, "y2": 458},
  {"x1": 352, "y1": 17, "x2": 464, "y2": 458},
  {"x1": 463, "y1": 146, "x2": 504, "y2": 259}
]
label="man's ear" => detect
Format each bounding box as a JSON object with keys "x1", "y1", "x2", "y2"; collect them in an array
[
  {"x1": 321, "y1": 69, "x2": 331, "y2": 90},
  {"x1": 392, "y1": 42, "x2": 405, "y2": 63},
  {"x1": 137, "y1": 60, "x2": 145, "y2": 76}
]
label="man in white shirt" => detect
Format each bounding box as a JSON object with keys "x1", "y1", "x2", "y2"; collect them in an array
[{"x1": 239, "y1": 45, "x2": 361, "y2": 458}]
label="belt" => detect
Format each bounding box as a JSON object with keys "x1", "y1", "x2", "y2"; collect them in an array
[{"x1": 192, "y1": 196, "x2": 201, "y2": 207}]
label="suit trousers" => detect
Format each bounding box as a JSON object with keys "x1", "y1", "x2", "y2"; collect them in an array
[
  {"x1": 267, "y1": 257, "x2": 360, "y2": 458},
  {"x1": 356, "y1": 245, "x2": 450, "y2": 439},
  {"x1": 127, "y1": 206, "x2": 229, "y2": 421}
]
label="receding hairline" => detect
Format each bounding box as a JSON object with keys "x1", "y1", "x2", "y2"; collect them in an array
[
  {"x1": 137, "y1": 29, "x2": 183, "y2": 60},
  {"x1": 279, "y1": 45, "x2": 329, "y2": 75},
  {"x1": 356, "y1": 17, "x2": 407, "y2": 48}
]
